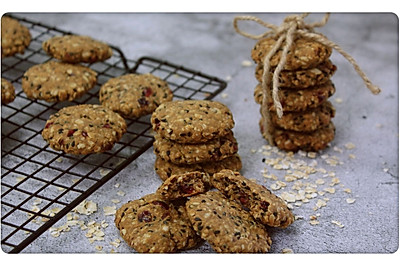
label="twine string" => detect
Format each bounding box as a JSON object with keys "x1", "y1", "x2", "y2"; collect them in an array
[{"x1": 233, "y1": 13, "x2": 381, "y2": 119}]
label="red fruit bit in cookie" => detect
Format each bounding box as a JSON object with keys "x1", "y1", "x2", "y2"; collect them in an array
[
  {"x1": 67, "y1": 129, "x2": 77, "y2": 137},
  {"x1": 103, "y1": 123, "x2": 111, "y2": 128},
  {"x1": 138, "y1": 210, "x2": 152, "y2": 223},
  {"x1": 260, "y1": 201, "x2": 270, "y2": 211},
  {"x1": 45, "y1": 122, "x2": 53, "y2": 129},
  {"x1": 238, "y1": 192, "x2": 249, "y2": 205},
  {"x1": 143, "y1": 87, "x2": 153, "y2": 97},
  {"x1": 178, "y1": 184, "x2": 195, "y2": 195},
  {"x1": 81, "y1": 131, "x2": 88, "y2": 137},
  {"x1": 152, "y1": 200, "x2": 169, "y2": 210}
]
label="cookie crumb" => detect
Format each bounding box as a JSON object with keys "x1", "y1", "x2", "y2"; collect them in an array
[{"x1": 282, "y1": 248, "x2": 294, "y2": 253}]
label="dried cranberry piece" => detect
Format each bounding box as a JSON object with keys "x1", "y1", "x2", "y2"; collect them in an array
[
  {"x1": 238, "y1": 192, "x2": 249, "y2": 205},
  {"x1": 81, "y1": 131, "x2": 88, "y2": 137},
  {"x1": 142, "y1": 87, "x2": 153, "y2": 97},
  {"x1": 260, "y1": 201, "x2": 270, "y2": 211},
  {"x1": 138, "y1": 210, "x2": 152, "y2": 222},
  {"x1": 178, "y1": 184, "x2": 194, "y2": 195},
  {"x1": 67, "y1": 129, "x2": 77, "y2": 137},
  {"x1": 45, "y1": 122, "x2": 53, "y2": 129},
  {"x1": 103, "y1": 123, "x2": 111, "y2": 128},
  {"x1": 152, "y1": 200, "x2": 169, "y2": 210}
]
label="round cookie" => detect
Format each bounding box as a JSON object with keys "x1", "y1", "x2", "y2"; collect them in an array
[
  {"x1": 1, "y1": 16, "x2": 31, "y2": 58},
  {"x1": 1, "y1": 78, "x2": 16, "y2": 104},
  {"x1": 211, "y1": 169, "x2": 294, "y2": 228},
  {"x1": 155, "y1": 154, "x2": 242, "y2": 181},
  {"x1": 260, "y1": 120, "x2": 336, "y2": 152},
  {"x1": 251, "y1": 36, "x2": 332, "y2": 70},
  {"x1": 99, "y1": 73, "x2": 173, "y2": 119},
  {"x1": 255, "y1": 60, "x2": 337, "y2": 89},
  {"x1": 185, "y1": 191, "x2": 272, "y2": 253},
  {"x1": 153, "y1": 131, "x2": 238, "y2": 165},
  {"x1": 22, "y1": 61, "x2": 97, "y2": 102},
  {"x1": 151, "y1": 100, "x2": 235, "y2": 144},
  {"x1": 254, "y1": 81, "x2": 336, "y2": 112},
  {"x1": 270, "y1": 101, "x2": 335, "y2": 132},
  {"x1": 42, "y1": 35, "x2": 112, "y2": 63},
  {"x1": 115, "y1": 193, "x2": 200, "y2": 253},
  {"x1": 42, "y1": 104, "x2": 126, "y2": 155}
]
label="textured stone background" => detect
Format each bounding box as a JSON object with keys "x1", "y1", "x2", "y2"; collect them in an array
[{"x1": 2, "y1": 13, "x2": 398, "y2": 255}]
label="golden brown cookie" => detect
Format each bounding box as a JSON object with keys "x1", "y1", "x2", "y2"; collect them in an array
[
  {"x1": 22, "y1": 61, "x2": 97, "y2": 102},
  {"x1": 269, "y1": 101, "x2": 335, "y2": 132},
  {"x1": 1, "y1": 78, "x2": 16, "y2": 104},
  {"x1": 1, "y1": 16, "x2": 31, "y2": 58},
  {"x1": 155, "y1": 154, "x2": 242, "y2": 181},
  {"x1": 156, "y1": 171, "x2": 211, "y2": 200},
  {"x1": 99, "y1": 73, "x2": 173, "y2": 119},
  {"x1": 211, "y1": 169, "x2": 294, "y2": 228},
  {"x1": 151, "y1": 100, "x2": 235, "y2": 144},
  {"x1": 260, "y1": 119, "x2": 335, "y2": 152},
  {"x1": 251, "y1": 36, "x2": 332, "y2": 70},
  {"x1": 153, "y1": 131, "x2": 238, "y2": 165},
  {"x1": 254, "y1": 81, "x2": 336, "y2": 112},
  {"x1": 42, "y1": 104, "x2": 126, "y2": 155},
  {"x1": 185, "y1": 191, "x2": 272, "y2": 253},
  {"x1": 115, "y1": 193, "x2": 200, "y2": 253},
  {"x1": 255, "y1": 60, "x2": 337, "y2": 89},
  {"x1": 42, "y1": 35, "x2": 112, "y2": 63}
]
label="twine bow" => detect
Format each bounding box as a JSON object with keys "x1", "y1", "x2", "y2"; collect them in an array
[{"x1": 234, "y1": 13, "x2": 381, "y2": 118}]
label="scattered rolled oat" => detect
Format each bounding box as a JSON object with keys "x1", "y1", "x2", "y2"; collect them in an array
[
  {"x1": 282, "y1": 248, "x2": 294, "y2": 253},
  {"x1": 73, "y1": 200, "x2": 98, "y2": 215},
  {"x1": 241, "y1": 60, "x2": 253, "y2": 67},
  {"x1": 346, "y1": 198, "x2": 356, "y2": 204},
  {"x1": 103, "y1": 206, "x2": 116, "y2": 216},
  {"x1": 331, "y1": 220, "x2": 345, "y2": 228}
]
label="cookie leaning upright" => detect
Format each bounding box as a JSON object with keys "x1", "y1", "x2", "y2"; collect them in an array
[
  {"x1": 42, "y1": 35, "x2": 112, "y2": 64},
  {"x1": 1, "y1": 78, "x2": 16, "y2": 104},
  {"x1": 1, "y1": 16, "x2": 31, "y2": 58},
  {"x1": 151, "y1": 100, "x2": 235, "y2": 144},
  {"x1": 42, "y1": 104, "x2": 126, "y2": 155}
]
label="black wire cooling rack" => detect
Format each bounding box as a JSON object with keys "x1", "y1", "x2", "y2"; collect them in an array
[{"x1": 1, "y1": 15, "x2": 227, "y2": 253}]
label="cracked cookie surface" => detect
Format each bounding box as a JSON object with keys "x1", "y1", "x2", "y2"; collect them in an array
[
  {"x1": 185, "y1": 191, "x2": 272, "y2": 253},
  {"x1": 115, "y1": 193, "x2": 200, "y2": 253},
  {"x1": 212, "y1": 169, "x2": 294, "y2": 228}
]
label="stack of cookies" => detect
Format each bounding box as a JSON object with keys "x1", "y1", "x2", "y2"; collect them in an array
[
  {"x1": 251, "y1": 37, "x2": 337, "y2": 152},
  {"x1": 150, "y1": 100, "x2": 242, "y2": 181}
]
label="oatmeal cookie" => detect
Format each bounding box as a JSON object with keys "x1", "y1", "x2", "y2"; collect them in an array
[
  {"x1": 22, "y1": 61, "x2": 97, "y2": 102},
  {"x1": 270, "y1": 101, "x2": 335, "y2": 132},
  {"x1": 212, "y1": 169, "x2": 294, "y2": 228},
  {"x1": 151, "y1": 100, "x2": 234, "y2": 144},
  {"x1": 254, "y1": 81, "x2": 336, "y2": 112},
  {"x1": 260, "y1": 119, "x2": 335, "y2": 152},
  {"x1": 155, "y1": 154, "x2": 242, "y2": 181},
  {"x1": 185, "y1": 191, "x2": 272, "y2": 253},
  {"x1": 42, "y1": 104, "x2": 126, "y2": 155},
  {"x1": 115, "y1": 193, "x2": 200, "y2": 253},
  {"x1": 1, "y1": 78, "x2": 16, "y2": 104},
  {"x1": 255, "y1": 60, "x2": 337, "y2": 89},
  {"x1": 153, "y1": 131, "x2": 238, "y2": 165},
  {"x1": 1, "y1": 16, "x2": 31, "y2": 58},
  {"x1": 42, "y1": 35, "x2": 112, "y2": 63},
  {"x1": 156, "y1": 171, "x2": 211, "y2": 200},
  {"x1": 251, "y1": 36, "x2": 332, "y2": 70},
  {"x1": 99, "y1": 73, "x2": 173, "y2": 119}
]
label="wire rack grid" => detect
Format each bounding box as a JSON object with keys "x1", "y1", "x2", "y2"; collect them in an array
[{"x1": 1, "y1": 15, "x2": 227, "y2": 253}]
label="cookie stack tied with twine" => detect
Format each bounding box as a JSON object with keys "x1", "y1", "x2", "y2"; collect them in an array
[
  {"x1": 234, "y1": 13, "x2": 381, "y2": 152},
  {"x1": 151, "y1": 100, "x2": 242, "y2": 181}
]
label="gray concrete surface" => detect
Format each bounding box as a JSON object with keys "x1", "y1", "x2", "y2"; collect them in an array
[{"x1": 2, "y1": 13, "x2": 399, "y2": 254}]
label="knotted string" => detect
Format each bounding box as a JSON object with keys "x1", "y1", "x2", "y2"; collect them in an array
[{"x1": 234, "y1": 13, "x2": 381, "y2": 119}]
